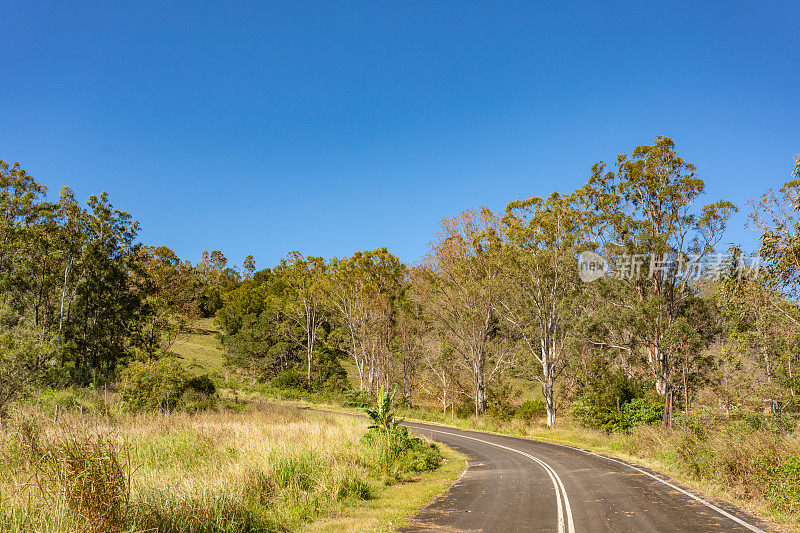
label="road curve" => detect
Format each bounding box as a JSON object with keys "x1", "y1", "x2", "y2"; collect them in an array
[{"x1": 400, "y1": 420, "x2": 775, "y2": 533}]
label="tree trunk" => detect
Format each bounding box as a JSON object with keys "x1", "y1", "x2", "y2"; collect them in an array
[
  {"x1": 662, "y1": 388, "x2": 673, "y2": 427},
  {"x1": 543, "y1": 378, "x2": 556, "y2": 428},
  {"x1": 474, "y1": 369, "x2": 485, "y2": 415}
]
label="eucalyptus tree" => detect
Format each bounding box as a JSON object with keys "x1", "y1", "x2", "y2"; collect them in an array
[
  {"x1": 134, "y1": 245, "x2": 198, "y2": 358},
  {"x1": 748, "y1": 154, "x2": 800, "y2": 319},
  {"x1": 413, "y1": 208, "x2": 505, "y2": 415},
  {"x1": 579, "y1": 137, "x2": 736, "y2": 424},
  {"x1": 279, "y1": 251, "x2": 326, "y2": 389},
  {"x1": 498, "y1": 192, "x2": 590, "y2": 427},
  {"x1": 64, "y1": 192, "x2": 140, "y2": 374},
  {"x1": 324, "y1": 248, "x2": 403, "y2": 392}
]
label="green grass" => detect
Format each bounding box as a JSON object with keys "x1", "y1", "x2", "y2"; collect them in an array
[
  {"x1": 171, "y1": 318, "x2": 226, "y2": 375},
  {"x1": 301, "y1": 445, "x2": 465, "y2": 533}
]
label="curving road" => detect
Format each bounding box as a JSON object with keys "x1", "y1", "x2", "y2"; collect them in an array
[{"x1": 399, "y1": 420, "x2": 776, "y2": 533}]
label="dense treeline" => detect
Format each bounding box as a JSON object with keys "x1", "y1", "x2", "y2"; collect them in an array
[
  {"x1": 3, "y1": 137, "x2": 799, "y2": 430},
  {"x1": 0, "y1": 159, "x2": 243, "y2": 413}
]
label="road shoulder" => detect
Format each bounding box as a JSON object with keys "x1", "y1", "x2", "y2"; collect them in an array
[{"x1": 301, "y1": 444, "x2": 467, "y2": 533}]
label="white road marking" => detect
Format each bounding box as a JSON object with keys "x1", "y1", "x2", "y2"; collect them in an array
[
  {"x1": 488, "y1": 434, "x2": 767, "y2": 533},
  {"x1": 582, "y1": 452, "x2": 765, "y2": 533},
  {"x1": 409, "y1": 424, "x2": 575, "y2": 533}
]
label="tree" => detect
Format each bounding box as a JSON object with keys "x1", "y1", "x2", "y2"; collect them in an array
[
  {"x1": 497, "y1": 192, "x2": 589, "y2": 427},
  {"x1": 324, "y1": 248, "x2": 403, "y2": 392},
  {"x1": 280, "y1": 252, "x2": 326, "y2": 389},
  {"x1": 717, "y1": 251, "x2": 799, "y2": 410},
  {"x1": 63, "y1": 193, "x2": 140, "y2": 375},
  {"x1": 243, "y1": 255, "x2": 256, "y2": 279},
  {"x1": 133, "y1": 245, "x2": 198, "y2": 358},
  {"x1": 748, "y1": 154, "x2": 800, "y2": 322},
  {"x1": 414, "y1": 208, "x2": 506, "y2": 415},
  {"x1": 580, "y1": 137, "x2": 736, "y2": 425}
]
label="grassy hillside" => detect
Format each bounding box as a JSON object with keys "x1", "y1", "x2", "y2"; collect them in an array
[{"x1": 171, "y1": 318, "x2": 226, "y2": 375}]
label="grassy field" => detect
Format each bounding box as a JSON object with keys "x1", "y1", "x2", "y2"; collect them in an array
[
  {"x1": 171, "y1": 318, "x2": 226, "y2": 376},
  {"x1": 0, "y1": 403, "x2": 463, "y2": 532}
]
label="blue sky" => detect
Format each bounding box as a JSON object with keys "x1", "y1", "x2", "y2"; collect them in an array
[{"x1": 2, "y1": 1, "x2": 798, "y2": 269}]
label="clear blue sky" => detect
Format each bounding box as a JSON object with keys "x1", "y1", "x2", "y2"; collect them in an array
[{"x1": 2, "y1": 1, "x2": 798, "y2": 269}]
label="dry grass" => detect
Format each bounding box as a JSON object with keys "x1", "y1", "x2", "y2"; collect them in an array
[{"x1": 0, "y1": 403, "x2": 450, "y2": 532}]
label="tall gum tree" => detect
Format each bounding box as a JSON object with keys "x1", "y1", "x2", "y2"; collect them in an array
[
  {"x1": 280, "y1": 252, "x2": 326, "y2": 390},
  {"x1": 414, "y1": 208, "x2": 505, "y2": 415},
  {"x1": 324, "y1": 248, "x2": 403, "y2": 392},
  {"x1": 579, "y1": 137, "x2": 736, "y2": 425},
  {"x1": 498, "y1": 192, "x2": 590, "y2": 428}
]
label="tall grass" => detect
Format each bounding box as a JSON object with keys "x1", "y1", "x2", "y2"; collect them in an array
[{"x1": 0, "y1": 403, "x2": 441, "y2": 532}]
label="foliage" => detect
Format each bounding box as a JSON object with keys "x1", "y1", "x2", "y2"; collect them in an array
[
  {"x1": 271, "y1": 368, "x2": 305, "y2": 390},
  {"x1": 572, "y1": 370, "x2": 662, "y2": 432},
  {"x1": 515, "y1": 400, "x2": 547, "y2": 421},
  {"x1": 579, "y1": 137, "x2": 736, "y2": 423},
  {"x1": 362, "y1": 385, "x2": 400, "y2": 434},
  {"x1": 120, "y1": 357, "x2": 189, "y2": 412},
  {"x1": 120, "y1": 358, "x2": 217, "y2": 413}
]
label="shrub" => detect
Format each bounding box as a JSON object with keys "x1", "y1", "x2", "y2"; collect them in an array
[
  {"x1": 323, "y1": 373, "x2": 349, "y2": 392},
  {"x1": 342, "y1": 388, "x2": 370, "y2": 408},
  {"x1": 487, "y1": 382, "x2": 516, "y2": 421},
  {"x1": 516, "y1": 400, "x2": 547, "y2": 421},
  {"x1": 271, "y1": 368, "x2": 305, "y2": 390},
  {"x1": 120, "y1": 358, "x2": 189, "y2": 412},
  {"x1": 572, "y1": 371, "x2": 660, "y2": 432},
  {"x1": 186, "y1": 374, "x2": 216, "y2": 396},
  {"x1": 622, "y1": 398, "x2": 664, "y2": 428}
]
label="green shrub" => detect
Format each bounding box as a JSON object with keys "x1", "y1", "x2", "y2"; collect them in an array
[
  {"x1": 572, "y1": 371, "x2": 660, "y2": 432},
  {"x1": 487, "y1": 382, "x2": 516, "y2": 421},
  {"x1": 120, "y1": 358, "x2": 189, "y2": 412},
  {"x1": 622, "y1": 398, "x2": 664, "y2": 428},
  {"x1": 271, "y1": 368, "x2": 305, "y2": 390},
  {"x1": 186, "y1": 374, "x2": 216, "y2": 396},
  {"x1": 516, "y1": 400, "x2": 547, "y2": 421},
  {"x1": 342, "y1": 389, "x2": 370, "y2": 408},
  {"x1": 322, "y1": 373, "x2": 349, "y2": 392}
]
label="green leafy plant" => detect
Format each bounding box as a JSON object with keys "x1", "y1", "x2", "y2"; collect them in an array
[
  {"x1": 361, "y1": 385, "x2": 404, "y2": 473},
  {"x1": 362, "y1": 385, "x2": 400, "y2": 434}
]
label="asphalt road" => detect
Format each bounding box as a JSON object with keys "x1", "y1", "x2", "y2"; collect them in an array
[{"x1": 399, "y1": 420, "x2": 776, "y2": 533}]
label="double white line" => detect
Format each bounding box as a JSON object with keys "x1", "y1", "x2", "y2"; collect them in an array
[{"x1": 412, "y1": 425, "x2": 576, "y2": 533}]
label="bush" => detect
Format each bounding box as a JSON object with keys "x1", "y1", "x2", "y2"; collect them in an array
[
  {"x1": 323, "y1": 373, "x2": 349, "y2": 393},
  {"x1": 120, "y1": 358, "x2": 189, "y2": 412},
  {"x1": 186, "y1": 374, "x2": 216, "y2": 396},
  {"x1": 622, "y1": 398, "x2": 664, "y2": 428},
  {"x1": 572, "y1": 371, "x2": 660, "y2": 432},
  {"x1": 516, "y1": 400, "x2": 547, "y2": 421},
  {"x1": 487, "y1": 382, "x2": 516, "y2": 421},
  {"x1": 121, "y1": 359, "x2": 218, "y2": 413},
  {"x1": 342, "y1": 388, "x2": 370, "y2": 408},
  {"x1": 271, "y1": 368, "x2": 306, "y2": 390}
]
